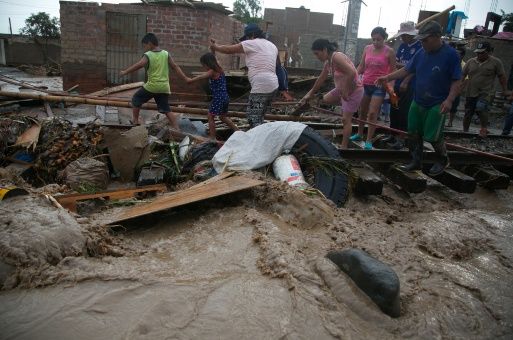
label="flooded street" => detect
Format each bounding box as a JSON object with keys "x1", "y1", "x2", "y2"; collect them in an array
[{"x1": 1, "y1": 179, "x2": 512, "y2": 339}]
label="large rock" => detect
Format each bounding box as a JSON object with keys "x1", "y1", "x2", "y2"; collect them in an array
[{"x1": 326, "y1": 248, "x2": 401, "y2": 317}]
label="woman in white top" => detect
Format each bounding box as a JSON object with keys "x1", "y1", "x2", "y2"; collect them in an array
[{"x1": 210, "y1": 23, "x2": 278, "y2": 128}]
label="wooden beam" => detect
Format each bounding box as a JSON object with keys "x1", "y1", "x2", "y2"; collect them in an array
[
  {"x1": 55, "y1": 184, "x2": 167, "y2": 212},
  {"x1": 386, "y1": 165, "x2": 427, "y2": 193},
  {"x1": 428, "y1": 167, "x2": 476, "y2": 193},
  {"x1": 461, "y1": 165, "x2": 511, "y2": 190},
  {"x1": 108, "y1": 176, "x2": 264, "y2": 224},
  {"x1": 350, "y1": 166, "x2": 383, "y2": 195}
]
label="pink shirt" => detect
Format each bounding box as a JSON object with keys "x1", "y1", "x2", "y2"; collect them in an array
[
  {"x1": 362, "y1": 45, "x2": 392, "y2": 86},
  {"x1": 324, "y1": 52, "x2": 362, "y2": 94}
]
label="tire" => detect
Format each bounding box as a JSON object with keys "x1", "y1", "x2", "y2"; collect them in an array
[{"x1": 292, "y1": 127, "x2": 349, "y2": 206}]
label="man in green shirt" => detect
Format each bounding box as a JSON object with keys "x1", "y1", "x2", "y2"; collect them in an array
[
  {"x1": 462, "y1": 41, "x2": 510, "y2": 137},
  {"x1": 121, "y1": 33, "x2": 188, "y2": 131}
]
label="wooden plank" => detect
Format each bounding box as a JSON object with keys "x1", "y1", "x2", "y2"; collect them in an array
[
  {"x1": 55, "y1": 184, "x2": 167, "y2": 212},
  {"x1": 428, "y1": 167, "x2": 476, "y2": 193},
  {"x1": 108, "y1": 176, "x2": 264, "y2": 224}
]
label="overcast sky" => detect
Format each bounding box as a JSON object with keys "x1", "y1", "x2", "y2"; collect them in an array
[{"x1": 1, "y1": 0, "x2": 513, "y2": 37}]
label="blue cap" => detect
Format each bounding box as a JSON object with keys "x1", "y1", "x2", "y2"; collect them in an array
[{"x1": 240, "y1": 23, "x2": 263, "y2": 41}]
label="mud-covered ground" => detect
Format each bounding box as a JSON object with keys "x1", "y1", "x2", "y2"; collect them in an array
[{"x1": 1, "y1": 174, "x2": 512, "y2": 339}]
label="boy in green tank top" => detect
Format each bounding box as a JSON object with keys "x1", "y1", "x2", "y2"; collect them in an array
[{"x1": 120, "y1": 33, "x2": 188, "y2": 131}]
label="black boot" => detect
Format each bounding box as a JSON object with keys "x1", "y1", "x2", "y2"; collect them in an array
[
  {"x1": 399, "y1": 136, "x2": 423, "y2": 172},
  {"x1": 428, "y1": 140, "x2": 450, "y2": 176}
]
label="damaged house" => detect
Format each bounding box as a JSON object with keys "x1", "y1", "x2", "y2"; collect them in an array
[{"x1": 59, "y1": 0, "x2": 243, "y2": 94}]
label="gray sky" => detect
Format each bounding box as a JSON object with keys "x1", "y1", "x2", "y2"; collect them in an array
[{"x1": 1, "y1": 0, "x2": 512, "y2": 37}]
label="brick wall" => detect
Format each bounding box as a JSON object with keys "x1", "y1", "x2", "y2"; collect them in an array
[
  {"x1": 60, "y1": 1, "x2": 243, "y2": 94},
  {"x1": 264, "y1": 7, "x2": 345, "y2": 69}
]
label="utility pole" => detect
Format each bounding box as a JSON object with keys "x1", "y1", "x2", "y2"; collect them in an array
[
  {"x1": 9, "y1": 17, "x2": 13, "y2": 37},
  {"x1": 342, "y1": 0, "x2": 365, "y2": 63}
]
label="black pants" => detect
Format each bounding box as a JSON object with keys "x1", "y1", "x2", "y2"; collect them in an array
[{"x1": 390, "y1": 84, "x2": 414, "y2": 132}]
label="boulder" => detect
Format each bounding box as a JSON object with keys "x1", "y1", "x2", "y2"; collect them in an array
[{"x1": 326, "y1": 248, "x2": 401, "y2": 317}]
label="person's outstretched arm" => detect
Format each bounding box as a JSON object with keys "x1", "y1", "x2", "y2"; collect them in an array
[
  {"x1": 210, "y1": 39, "x2": 244, "y2": 54},
  {"x1": 300, "y1": 65, "x2": 329, "y2": 104},
  {"x1": 186, "y1": 70, "x2": 215, "y2": 84},
  {"x1": 168, "y1": 55, "x2": 189, "y2": 82},
  {"x1": 120, "y1": 56, "x2": 147, "y2": 76}
]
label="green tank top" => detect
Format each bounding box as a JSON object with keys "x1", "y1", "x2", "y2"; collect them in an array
[{"x1": 143, "y1": 50, "x2": 170, "y2": 94}]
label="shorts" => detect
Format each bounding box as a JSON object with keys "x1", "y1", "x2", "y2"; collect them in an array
[
  {"x1": 408, "y1": 100, "x2": 446, "y2": 143},
  {"x1": 363, "y1": 84, "x2": 386, "y2": 97},
  {"x1": 209, "y1": 98, "x2": 229, "y2": 116},
  {"x1": 325, "y1": 86, "x2": 364, "y2": 113},
  {"x1": 246, "y1": 91, "x2": 275, "y2": 128},
  {"x1": 132, "y1": 87, "x2": 170, "y2": 113}
]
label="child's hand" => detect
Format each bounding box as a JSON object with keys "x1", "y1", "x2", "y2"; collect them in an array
[
  {"x1": 120, "y1": 70, "x2": 127, "y2": 76},
  {"x1": 185, "y1": 77, "x2": 193, "y2": 84}
]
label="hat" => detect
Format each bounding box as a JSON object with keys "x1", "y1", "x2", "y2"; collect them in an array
[
  {"x1": 473, "y1": 41, "x2": 492, "y2": 53},
  {"x1": 393, "y1": 21, "x2": 418, "y2": 38},
  {"x1": 415, "y1": 21, "x2": 442, "y2": 40},
  {"x1": 239, "y1": 23, "x2": 263, "y2": 41}
]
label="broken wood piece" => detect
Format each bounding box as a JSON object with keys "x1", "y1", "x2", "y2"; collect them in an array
[
  {"x1": 15, "y1": 123, "x2": 41, "y2": 151},
  {"x1": 55, "y1": 184, "x2": 167, "y2": 212},
  {"x1": 65, "y1": 84, "x2": 79, "y2": 93},
  {"x1": 44, "y1": 101, "x2": 53, "y2": 117},
  {"x1": 108, "y1": 175, "x2": 264, "y2": 224}
]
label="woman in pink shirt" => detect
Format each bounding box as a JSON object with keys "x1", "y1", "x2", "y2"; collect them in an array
[
  {"x1": 353, "y1": 27, "x2": 396, "y2": 149},
  {"x1": 301, "y1": 39, "x2": 364, "y2": 149}
]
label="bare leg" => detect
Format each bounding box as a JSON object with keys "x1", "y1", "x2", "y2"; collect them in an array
[
  {"x1": 358, "y1": 95, "x2": 371, "y2": 136},
  {"x1": 208, "y1": 114, "x2": 216, "y2": 140},
  {"x1": 220, "y1": 115, "x2": 239, "y2": 131},
  {"x1": 341, "y1": 111, "x2": 353, "y2": 149},
  {"x1": 165, "y1": 111, "x2": 180, "y2": 131},
  {"x1": 366, "y1": 96, "x2": 384, "y2": 141},
  {"x1": 132, "y1": 108, "x2": 141, "y2": 125}
]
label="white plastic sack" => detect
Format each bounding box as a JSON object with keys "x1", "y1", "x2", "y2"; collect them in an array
[{"x1": 212, "y1": 121, "x2": 307, "y2": 173}]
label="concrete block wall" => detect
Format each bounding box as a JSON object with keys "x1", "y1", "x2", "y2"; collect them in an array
[{"x1": 60, "y1": 1, "x2": 243, "y2": 94}]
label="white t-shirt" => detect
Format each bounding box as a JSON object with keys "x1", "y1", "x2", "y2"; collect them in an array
[{"x1": 241, "y1": 39, "x2": 278, "y2": 94}]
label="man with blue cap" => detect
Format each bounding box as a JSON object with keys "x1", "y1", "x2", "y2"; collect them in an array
[{"x1": 210, "y1": 23, "x2": 278, "y2": 128}]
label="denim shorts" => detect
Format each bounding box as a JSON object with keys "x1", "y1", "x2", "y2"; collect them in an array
[{"x1": 363, "y1": 84, "x2": 386, "y2": 97}]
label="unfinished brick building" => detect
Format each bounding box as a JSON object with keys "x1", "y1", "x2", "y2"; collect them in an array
[
  {"x1": 59, "y1": 1, "x2": 243, "y2": 94},
  {"x1": 264, "y1": 7, "x2": 345, "y2": 70}
]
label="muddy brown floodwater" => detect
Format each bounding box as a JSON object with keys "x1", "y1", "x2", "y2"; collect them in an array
[{"x1": 0, "y1": 176, "x2": 512, "y2": 339}]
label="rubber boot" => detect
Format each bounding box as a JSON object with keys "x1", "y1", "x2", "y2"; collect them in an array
[
  {"x1": 399, "y1": 136, "x2": 423, "y2": 172},
  {"x1": 428, "y1": 140, "x2": 449, "y2": 176}
]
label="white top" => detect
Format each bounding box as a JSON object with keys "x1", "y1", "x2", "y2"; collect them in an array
[{"x1": 241, "y1": 39, "x2": 279, "y2": 94}]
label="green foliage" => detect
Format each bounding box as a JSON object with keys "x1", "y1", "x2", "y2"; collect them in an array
[
  {"x1": 20, "y1": 12, "x2": 60, "y2": 40},
  {"x1": 19, "y1": 12, "x2": 60, "y2": 64},
  {"x1": 233, "y1": 0, "x2": 262, "y2": 23},
  {"x1": 500, "y1": 10, "x2": 513, "y2": 32}
]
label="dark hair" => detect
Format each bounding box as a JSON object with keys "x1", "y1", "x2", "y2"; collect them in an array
[
  {"x1": 371, "y1": 26, "x2": 388, "y2": 39},
  {"x1": 457, "y1": 48, "x2": 466, "y2": 58},
  {"x1": 311, "y1": 39, "x2": 339, "y2": 52},
  {"x1": 142, "y1": 33, "x2": 159, "y2": 46},
  {"x1": 200, "y1": 52, "x2": 223, "y2": 73}
]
